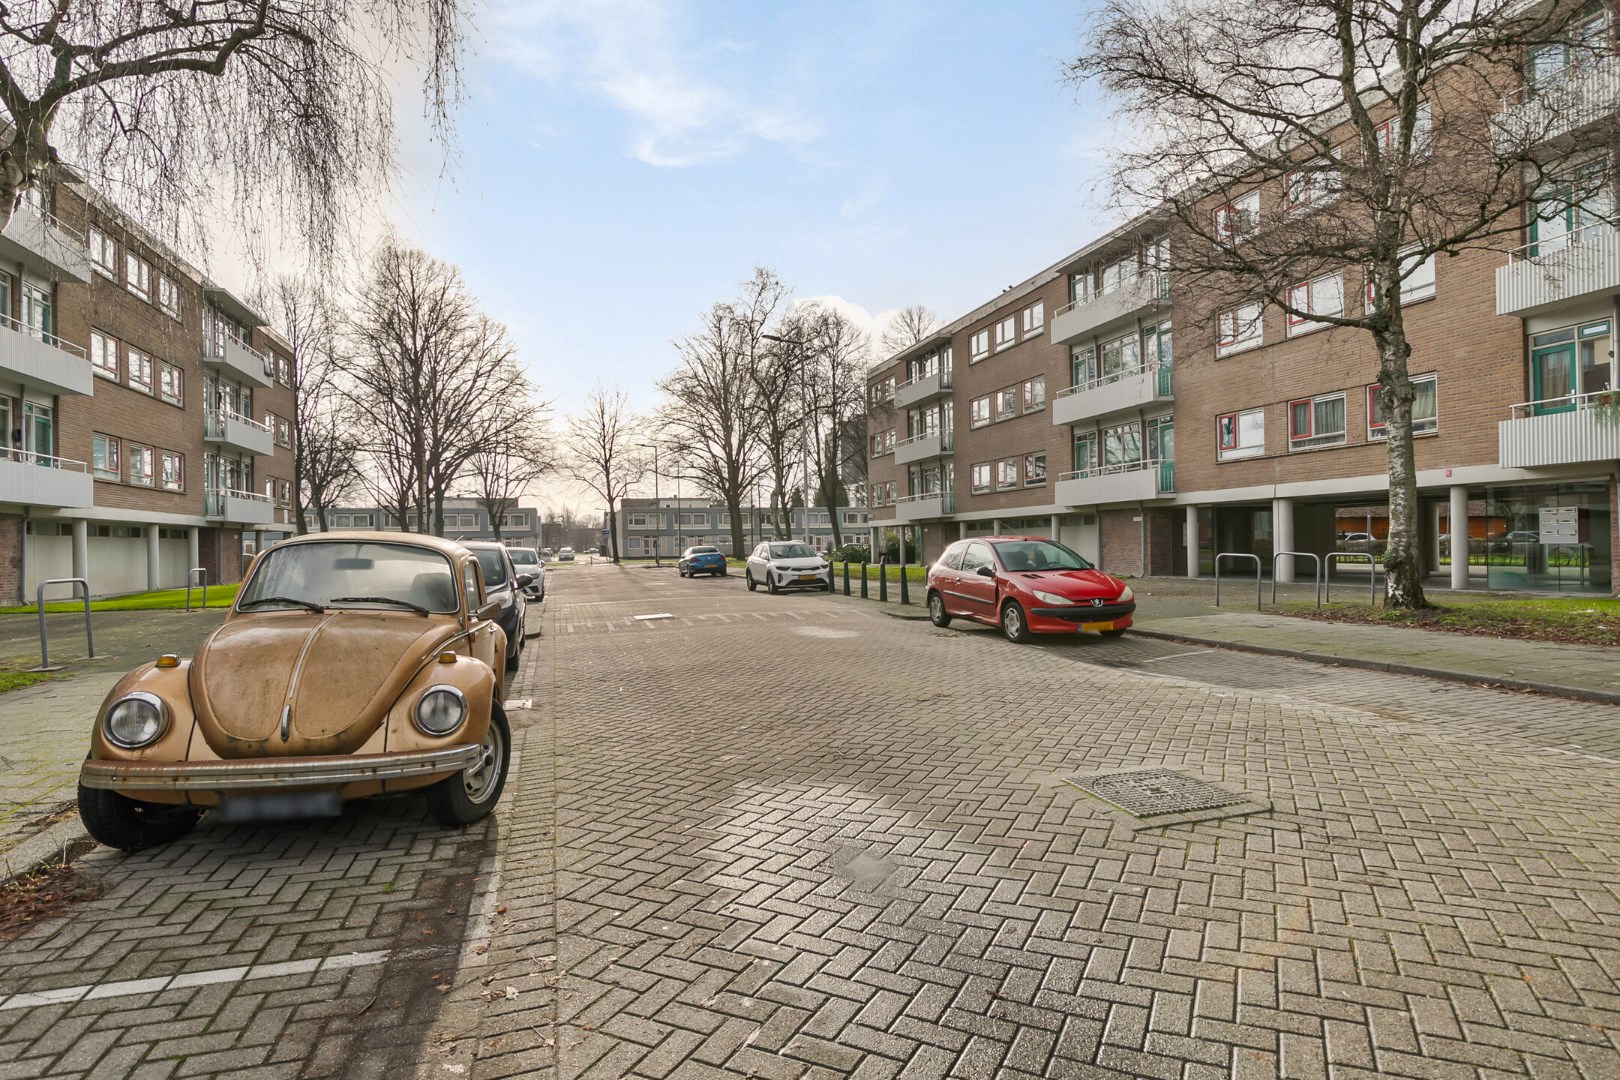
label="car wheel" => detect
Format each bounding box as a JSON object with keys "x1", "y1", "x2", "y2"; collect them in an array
[
  {"x1": 1101, "y1": 628, "x2": 1127, "y2": 638},
  {"x1": 927, "y1": 591, "x2": 951, "y2": 627},
  {"x1": 505, "y1": 636, "x2": 520, "y2": 672},
  {"x1": 77, "y1": 782, "x2": 201, "y2": 851},
  {"x1": 1001, "y1": 601, "x2": 1031, "y2": 644},
  {"x1": 746, "y1": 572, "x2": 757, "y2": 592},
  {"x1": 719, "y1": 568, "x2": 728, "y2": 577},
  {"x1": 766, "y1": 574, "x2": 779, "y2": 595},
  {"x1": 427, "y1": 703, "x2": 511, "y2": 827}
]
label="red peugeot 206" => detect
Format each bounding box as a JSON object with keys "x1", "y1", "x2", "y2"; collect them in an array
[{"x1": 925, "y1": 535, "x2": 1136, "y2": 643}]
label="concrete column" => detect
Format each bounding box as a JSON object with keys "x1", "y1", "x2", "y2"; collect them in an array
[
  {"x1": 71, "y1": 518, "x2": 88, "y2": 585},
  {"x1": 1185, "y1": 506, "x2": 1199, "y2": 579},
  {"x1": 1273, "y1": 497, "x2": 1295, "y2": 583},
  {"x1": 1450, "y1": 485, "x2": 1469, "y2": 591},
  {"x1": 187, "y1": 526, "x2": 200, "y2": 574},
  {"x1": 959, "y1": 521, "x2": 967, "y2": 538},
  {"x1": 992, "y1": 519, "x2": 1001, "y2": 535},
  {"x1": 1050, "y1": 515, "x2": 1060, "y2": 541},
  {"x1": 898, "y1": 527, "x2": 908, "y2": 565},
  {"x1": 146, "y1": 525, "x2": 161, "y2": 591}
]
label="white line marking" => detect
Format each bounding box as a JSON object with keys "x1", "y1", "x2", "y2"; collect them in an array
[
  {"x1": 633, "y1": 613, "x2": 673, "y2": 621},
  {"x1": 0, "y1": 950, "x2": 391, "y2": 1011},
  {"x1": 1136, "y1": 649, "x2": 1214, "y2": 665}
]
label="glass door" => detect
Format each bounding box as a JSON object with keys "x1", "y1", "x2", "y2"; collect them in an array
[
  {"x1": 21, "y1": 284, "x2": 51, "y2": 342},
  {"x1": 24, "y1": 401, "x2": 52, "y2": 465},
  {"x1": 1531, "y1": 341, "x2": 1577, "y2": 412}
]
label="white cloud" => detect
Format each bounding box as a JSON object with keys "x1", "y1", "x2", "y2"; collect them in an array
[{"x1": 483, "y1": 0, "x2": 817, "y2": 167}]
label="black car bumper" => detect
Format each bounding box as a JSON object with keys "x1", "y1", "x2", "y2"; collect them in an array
[{"x1": 1030, "y1": 601, "x2": 1136, "y2": 622}]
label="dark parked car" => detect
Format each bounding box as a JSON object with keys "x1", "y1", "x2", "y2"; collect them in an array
[
  {"x1": 925, "y1": 536, "x2": 1134, "y2": 643},
  {"x1": 462, "y1": 542, "x2": 532, "y2": 671},
  {"x1": 679, "y1": 546, "x2": 728, "y2": 577}
]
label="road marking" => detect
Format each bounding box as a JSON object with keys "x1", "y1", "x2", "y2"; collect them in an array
[
  {"x1": 0, "y1": 950, "x2": 391, "y2": 1011},
  {"x1": 634, "y1": 613, "x2": 674, "y2": 621},
  {"x1": 1135, "y1": 649, "x2": 1214, "y2": 665}
]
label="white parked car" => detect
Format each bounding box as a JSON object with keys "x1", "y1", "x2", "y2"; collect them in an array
[
  {"x1": 507, "y1": 546, "x2": 545, "y2": 601},
  {"x1": 745, "y1": 541, "x2": 831, "y2": 594}
]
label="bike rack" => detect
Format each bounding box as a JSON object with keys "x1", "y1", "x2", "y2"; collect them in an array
[
  {"x1": 1270, "y1": 551, "x2": 1323, "y2": 607},
  {"x1": 1213, "y1": 552, "x2": 1262, "y2": 610},
  {"x1": 35, "y1": 577, "x2": 93, "y2": 670},
  {"x1": 185, "y1": 567, "x2": 209, "y2": 611},
  {"x1": 1324, "y1": 552, "x2": 1377, "y2": 605}
]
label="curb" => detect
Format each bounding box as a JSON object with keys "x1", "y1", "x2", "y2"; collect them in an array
[
  {"x1": 1128, "y1": 627, "x2": 1620, "y2": 707},
  {"x1": 0, "y1": 815, "x2": 91, "y2": 890}
]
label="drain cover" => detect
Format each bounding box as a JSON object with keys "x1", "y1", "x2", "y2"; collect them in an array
[{"x1": 1064, "y1": 768, "x2": 1247, "y2": 818}]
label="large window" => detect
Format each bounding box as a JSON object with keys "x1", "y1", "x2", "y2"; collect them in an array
[
  {"x1": 1216, "y1": 303, "x2": 1263, "y2": 357},
  {"x1": 1023, "y1": 452, "x2": 1046, "y2": 486},
  {"x1": 1022, "y1": 301, "x2": 1044, "y2": 335},
  {"x1": 1069, "y1": 270, "x2": 1093, "y2": 305},
  {"x1": 1217, "y1": 409, "x2": 1265, "y2": 460},
  {"x1": 970, "y1": 396, "x2": 991, "y2": 428},
  {"x1": 1022, "y1": 376, "x2": 1045, "y2": 412},
  {"x1": 1099, "y1": 254, "x2": 1137, "y2": 294},
  {"x1": 1070, "y1": 345, "x2": 1095, "y2": 388},
  {"x1": 994, "y1": 315, "x2": 1016, "y2": 350},
  {"x1": 1212, "y1": 191, "x2": 1259, "y2": 244},
  {"x1": 970, "y1": 329, "x2": 989, "y2": 361},
  {"x1": 90, "y1": 330, "x2": 119, "y2": 379},
  {"x1": 125, "y1": 252, "x2": 151, "y2": 301},
  {"x1": 994, "y1": 386, "x2": 1018, "y2": 422},
  {"x1": 160, "y1": 362, "x2": 183, "y2": 406},
  {"x1": 1284, "y1": 158, "x2": 1340, "y2": 212},
  {"x1": 997, "y1": 459, "x2": 1019, "y2": 490},
  {"x1": 1100, "y1": 330, "x2": 1142, "y2": 378},
  {"x1": 127, "y1": 347, "x2": 154, "y2": 394},
  {"x1": 128, "y1": 443, "x2": 155, "y2": 485},
  {"x1": 88, "y1": 228, "x2": 116, "y2": 277},
  {"x1": 1530, "y1": 161, "x2": 1611, "y2": 255},
  {"x1": 1286, "y1": 274, "x2": 1344, "y2": 336},
  {"x1": 1072, "y1": 431, "x2": 1096, "y2": 473},
  {"x1": 1288, "y1": 393, "x2": 1347, "y2": 449},
  {"x1": 160, "y1": 451, "x2": 184, "y2": 491},
  {"x1": 92, "y1": 433, "x2": 120, "y2": 480},
  {"x1": 971, "y1": 463, "x2": 991, "y2": 493},
  {"x1": 1368, "y1": 374, "x2": 1439, "y2": 437},
  {"x1": 1103, "y1": 423, "x2": 1142, "y2": 466},
  {"x1": 158, "y1": 274, "x2": 181, "y2": 319}
]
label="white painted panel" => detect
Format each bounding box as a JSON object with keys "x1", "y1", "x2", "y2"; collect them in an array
[{"x1": 87, "y1": 535, "x2": 148, "y2": 596}]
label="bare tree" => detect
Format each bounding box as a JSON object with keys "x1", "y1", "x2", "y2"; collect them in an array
[
  {"x1": 879, "y1": 304, "x2": 938, "y2": 357},
  {"x1": 0, "y1": 2, "x2": 465, "y2": 260},
  {"x1": 1070, "y1": 0, "x2": 1606, "y2": 608},
  {"x1": 564, "y1": 383, "x2": 645, "y2": 563},
  {"x1": 793, "y1": 303, "x2": 871, "y2": 550},
  {"x1": 461, "y1": 415, "x2": 555, "y2": 542},
  {"x1": 661, "y1": 268, "x2": 784, "y2": 556}
]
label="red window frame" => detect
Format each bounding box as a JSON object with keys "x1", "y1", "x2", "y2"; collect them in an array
[
  {"x1": 1288, "y1": 398, "x2": 1315, "y2": 443},
  {"x1": 1367, "y1": 384, "x2": 1387, "y2": 433},
  {"x1": 1217, "y1": 412, "x2": 1237, "y2": 451},
  {"x1": 1286, "y1": 281, "x2": 1311, "y2": 327}
]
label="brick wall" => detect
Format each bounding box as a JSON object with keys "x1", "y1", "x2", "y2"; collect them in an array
[{"x1": 0, "y1": 513, "x2": 18, "y2": 602}]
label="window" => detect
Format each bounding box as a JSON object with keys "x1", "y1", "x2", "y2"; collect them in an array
[
  {"x1": 160, "y1": 451, "x2": 183, "y2": 491},
  {"x1": 1368, "y1": 374, "x2": 1438, "y2": 438},
  {"x1": 279, "y1": 416, "x2": 293, "y2": 447},
  {"x1": 1069, "y1": 270, "x2": 1093, "y2": 305},
  {"x1": 125, "y1": 253, "x2": 151, "y2": 300},
  {"x1": 1217, "y1": 408, "x2": 1266, "y2": 460},
  {"x1": 1212, "y1": 191, "x2": 1259, "y2": 243},
  {"x1": 90, "y1": 330, "x2": 119, "y2": 379},
  {"x1": 1073, "y1": 431, "x2": 1096, "y2": 473},
  {"x1": 160, "y1": 362, "x2": 183, "y2": 406},
  {"x1": 1099, "y1": 255, "x2": 1138, "y2": 294},
  {"x1": 994, "y1": 386, "x2": 1018, "y2": 422},
  {"x1": 1283, "y1": 159, "x2": 1340, "y2": 212},
  {"x1": 1286, "y1": 273, "x2": 1344, "y2": 336},
  {"x1": 971, "y1": 463, "x2": 991, "y2": 493},
  {"x1": 1070, "y1": 345, "x2": 1095, "y2": 388},
  {"x1": 128, "y1": 443, "x2": 155, "y2": 485},
  {"x1": 1022, "y1": 376, "x2": 1045, "y2": 412},
  {"x1": 997, "y1": 459, "x2": 1019, "y2": 489},
  {"x1": 157, "y1": 274, "x2": 181, "y2": 319},
  {"x1": 994, "y1": 315, "x2": 1016, "y2": 350},
  {"x1": 1216, "y1": 303, "x2": 1263, "y2": 356},
  {"x1": 1288, "y1": 394, "x2": 1347, "y2": 449},
  {"x1": 1023, "y1": 452, "x2": 1047, "y2": 486},
  {"x1": 92, "y1": 433, "x2": 120, "y2": 480},
  {"x1": 1022, "y1": 301, "x2": 1044, "y2": 335},
  {"x1": 1374, "y1": 102, "x2": 1433, "y2": 159},
  {"x1": 1365, "y1": 247, "x2": 1437, "y2": 309},
  {"x1": 88, "y1": 228, "x2": 116, "y2": 277},
  {"x1": 1103, "y1": 423, "x2": 1142, "y2": 466},
  {"x1": 1100, "y1": 330, "x2": 1142, "y2": 378},
  {"x1": 127, "y1": 347, "x2": 154, "y2": 393},
  {"x1": 970, "y1": 329, "x2": 990, "y2": 361},
  {"x1": 970, "y1": 396, "x2": 991, "y2": 428},
  {"x1": 1530, "y1": 161, "x2": 1612, "y2": 255}
]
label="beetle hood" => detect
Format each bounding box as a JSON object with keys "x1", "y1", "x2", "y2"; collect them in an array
[{"x1": 190, "y1": 612, "x2": 465, "y2": 758}]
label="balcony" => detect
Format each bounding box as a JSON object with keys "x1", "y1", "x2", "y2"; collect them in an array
[
  {"x1": 0, "y1": 452, "x2": 92, "y2": 508},
  {"x1": 1496, "y1": 223, "x2": 1620, "y2": 317},
  {"x1": 206, "y1": 487, "x2": 276, "y2": 526},
  {"x1": 1052, "y1": 364, "x2": 1172, "y2": 427},
  {"x1": 202, "y1": 337, "x2": 274, "y2": 389},
  {"x1": 1054, "y1": 458, "x2": 1173, "y2": 507},
  {"x1": 0, "y1": 203, "x2": 91, "y2": 283},
  {"x1": 0, "y1": 315, "x2": 90, "y2": 397},
  {"x1": 893, "y1": 367, "x2": 952, "y2": 409},
  {"x1": 1499, "y1": 391, "x2": 1620, "y2": 467},
  {"x1": 1494, "y1": 54, "x2": 1620, "y2": 153},
  {"x1": 1049, "y1": 272, "x2": 1167, "y2": 345},
  {"x1": 894, "y1": 430, "x2": 954, "y2": 466},
  {"x1": 895, "y1": 491, "x2": 954, "y2": 520},
  {"x1": 204, "y1": 408, "x2": 274, "y2": 457}
]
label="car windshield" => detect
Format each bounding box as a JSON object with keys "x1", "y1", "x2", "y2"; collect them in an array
[
  {"x1": 688, "y1": 547, "x2": 719, "y2": 555},
  {"x1": 509, "y1": 549, "x2": 539, "y2": 566},
  {"x1": 990, "y1": 539, "x2": 1094, "y2": 572},
  {"x1": 240, "y1": 541, "x2": 460, "y2": 613},
  {"x1": 769, "y1": 543, "x2": 816, "y2": 559},
  {"x1": 470, "y1": 549, "x2": 511, "y2": 587}
]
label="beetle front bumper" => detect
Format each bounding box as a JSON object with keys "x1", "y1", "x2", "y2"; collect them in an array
[{"x1": 79, "y1": 745, "x2": 481, "y2": 793}]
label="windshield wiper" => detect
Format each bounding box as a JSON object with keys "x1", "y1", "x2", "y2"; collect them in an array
[
  {"x1": 239, "y1": 596, "x2": 325, "y2": 613},
  {"x1": 327, "y1": 595, "x2": 430, "y2": 615}
]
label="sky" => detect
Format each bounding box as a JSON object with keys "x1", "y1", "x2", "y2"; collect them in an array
[{"x1": 374, "y1": 0, "x2": 1119, "y2": 428}]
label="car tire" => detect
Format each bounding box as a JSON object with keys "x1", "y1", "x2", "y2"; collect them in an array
[
  {"x1": 767, "y1": 574, "x2": 779, "y2": 595},
  {"x1": 427, "y1": 703, "x2": 511, "y2": 827},
  {"x1": 77, "y1": 782, "x2": 201, "y2": 852},
  {"x1": 1101, "y1": 628, "x2": 1127, "y2": 638},
  {"x1": 505, "y1": 637, "x2": 520, "y2": 672},
  {"x1": 1001, "y1": 600, "x2": 1031, "y2": 644},
  {"x1": 927, "y1": 591, "x2": 951, "y2": 627},
  {"x1": 746, "y1": 572, "x2": 757, "y2": 592},
  {"x1": 719, "y1": 568, "x2": 728, "y2": 577}
]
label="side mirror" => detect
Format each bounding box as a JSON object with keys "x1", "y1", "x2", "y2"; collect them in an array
[
  {"x1": 475, "y1": 601, "x2": 501, "y2": 621},
  {"x1": 515, "y1": 573, "x2": 535, "y2": 588},
  {"x1": 975, "y1": 565, "x2": 996, "y2": 579}
]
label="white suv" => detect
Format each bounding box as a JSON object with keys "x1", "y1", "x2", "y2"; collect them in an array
[{"x1": 745, "y1": 541, "x2": 831, "y2": 594}]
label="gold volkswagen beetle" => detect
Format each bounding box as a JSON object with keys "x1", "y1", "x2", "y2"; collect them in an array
[{"x1": 77, "y1": 533, "x2": 519, "y2": 851}]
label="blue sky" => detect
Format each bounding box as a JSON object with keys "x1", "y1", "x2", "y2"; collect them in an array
[{"x1": 383, "y1": 0, "x2": 1117, "y2": 424}]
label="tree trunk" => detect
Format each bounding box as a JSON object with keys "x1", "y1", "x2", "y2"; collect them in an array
[
  {"x1": 727, "y1": 494, "x2": 745, "y2": 557},
  {"x1": 608, "y1": 503, "x2": 620, "y2": 562},
  {"x1": 1375, "y1": 332, "x2": 1427, "y2": 610}
]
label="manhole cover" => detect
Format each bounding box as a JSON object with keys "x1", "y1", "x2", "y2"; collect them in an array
[{"x1": 1064, "y1": 768, "x2": 1246, "y2": 818}]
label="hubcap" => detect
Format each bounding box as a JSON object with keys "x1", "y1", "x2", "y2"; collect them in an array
[
  {"x1": 462, "y1": 722, "x2": 506, "y2": 804},
  {"x1": 1005, "y1": 608, "x2": 1021, "y2": 637}
]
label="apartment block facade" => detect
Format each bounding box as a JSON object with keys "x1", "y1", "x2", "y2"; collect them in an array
[
  {"x1": 611, "y1": 497, "x2": 871, "y2": 558},
  {"x1": 303, "y1": 499, "x2": 544, "y2": 549},
  {"x1": 867, "y1": 34, "x2": 1620, "y2": 595},
  {"x1": 0, "y1": 173, "x2": 296, "y2": 603}
]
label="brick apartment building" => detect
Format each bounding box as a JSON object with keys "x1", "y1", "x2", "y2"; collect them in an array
[
  {"x1": 610, "y1": 497, "x2": 870, "y2": 558},
  {"x1": 867, "y1": 39, "x2": 1619, "y2": 596},
  {"x1": 0, "y1": 172, "x2": 296, "y2": 603}
]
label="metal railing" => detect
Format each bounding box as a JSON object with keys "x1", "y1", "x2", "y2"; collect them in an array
[
  {"x1": 1214, "y1": 552, "x2": 1262, "y2": 610},
  {"x1": 1271, "y1": 551, "x2": 1323, "y2": 607},
  {"x1": 898, "y1": 367, "x2": 953, "y2": 390},
  {"x1": 1055, "y1": 361, "x2": 1171, "y2": 401},
  {"x1": 1157, "y1": 459, "x2": 1175, "y2": 493},
  {"x1": 185, "y1": 567, "x2": 210, "y2": 611},
  {"x1": 1, "y1": 449, "x2": 87, "y2": 471},
  {"x1": 1499, "y1": 50, "x2": 1620, "y2": 111},
  {"x1": 35, "y1": 577, "x2": 93, "y2": 670},
  {"x1": 896, "y1": 430, "x2": 954, "y2": 451},
  {"x1": 1057, "y1": 457, "x2": 1165, "y2": 484},
  {"x1": 1509, "y1": 386, "x2": 1619, "y2": 419},
  {"x1": 896, "y1": 491, "x2": 955, "y2": 514},
  {"x1": 206, "y1": 486, "x2": 272, "y2": 517},
  {"x1": 1053, "y1": 270, "x2": 1168, "y2": 319},
  {"x1": 0, "y1": 309, "x2": 88, "y2": 357},
  {"x1": 204, "y1": 336, "x2": 276, "y2": 378},
  {"x1": 1325, "y1": 552, "x2": 1378, "y2": 605},
  {"x1": 1504, "y1": 220, "x2": 1612, "y2": 264},
  {"x1": 204, "y1": 407, "x2": 272, "y2": 437}
]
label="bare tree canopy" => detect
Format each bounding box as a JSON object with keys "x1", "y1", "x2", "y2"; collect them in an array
[
  {"x1": 0, "y1": 1, "x2": 466, "y2": 258},
  {"x1": 793, "y1": 302, "x2": 871, "y2": 550},
  {"x1": 563, "y1": 383, "x2": 646, "y2": 563},
  {"x1": 461, "y1": 415, "x2": 556, "y2": 542},
  {"x1": 879, "y1": 304, "x2": 939, "y2": 357},
  {"x1": 1069, "y1": 0, "x2": 1606, "y2": 608}
]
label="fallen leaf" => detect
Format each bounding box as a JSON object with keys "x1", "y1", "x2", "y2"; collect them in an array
[
  {"x1": 496, "y1": 904, "x2": 507, "y2": 915},
  {"x1": 472, "y1": 945, "x2": 487, "y2": 955},
  {"x1": 436, "y1": 983, "x2": 451, "y2": 992}
]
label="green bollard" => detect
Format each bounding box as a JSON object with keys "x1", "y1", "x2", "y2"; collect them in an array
[
  {"x1": 899, "y1": 563, "x2": 910, "y2": 605},
  {"x1": 842, "y1": 561, "x2": 850, "y2": 595},
  {"x1": 879, "y1": 560, "x2": 888, "y2": 603},
  {"x1": 860, "y1": 562, "x2": 869, "y2": 598}
]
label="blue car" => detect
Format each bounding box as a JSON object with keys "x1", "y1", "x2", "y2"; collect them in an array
[{"x1": 678, "y1": 546, "x2": 728, "y2": 578}]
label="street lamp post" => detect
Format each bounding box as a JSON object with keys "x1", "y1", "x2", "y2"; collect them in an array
[
  {"x1": 762, "y1": 332, "x2": 813, "y2": 548},
  {"x1": 640, "y1": 442, "x2": 661, "y2": 566}
]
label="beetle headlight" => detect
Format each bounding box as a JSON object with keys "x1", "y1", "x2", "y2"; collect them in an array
[
  {"x1": 104, "y1": 692, "x2": 168, "y2": 749},
  {"x1": 1117, "y1": 585, "x2": 1135, "y2": 603},
  {"x1": 1033, "y1": 590, "x2": 1074, "y2": 605},
  {"x1": 414, "y1": 686, "x2": 467, "y2": 736}
]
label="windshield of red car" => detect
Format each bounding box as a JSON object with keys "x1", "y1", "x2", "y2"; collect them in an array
[
  {"x1": 240, "y1": 542, "x2": 461, "y2": 613},
  {"x1": 990, "y1": 540, "x2": 1094, "y2": 572}
]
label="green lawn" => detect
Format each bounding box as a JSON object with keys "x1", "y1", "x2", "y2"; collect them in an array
[
  {"x1": 0, "y1": 670, "x2": 57, "y2": 693},
  {"x1": 0, "y1": 583, "x2": 240, "y2": 614},
  {"x1": 1284, "y1": 594, "x2": 1620, "y2": 646}
]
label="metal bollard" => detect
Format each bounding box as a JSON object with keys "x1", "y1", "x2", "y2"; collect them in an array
[
  {"x1": 878, "y1": 560, "x2": 888, "y2": 603},
  {"x1": 860, "y1": 561, "x2": 869, "y2": 599},
  {"x1": 898, "y1": 563, "x2": 910, "y2": 605},
  {"x1": 842, "y1": 561, "x2": 850, "y2": 595}
]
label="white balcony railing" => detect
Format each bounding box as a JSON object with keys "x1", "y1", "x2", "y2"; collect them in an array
[
  {"x1": 1496, "y1": 222, "x2": 1620, "y2": 317},
  {"x1": 1500, "y1": 389, "x2": 1620, "y2": 468},
  {"x1": 0, "y1": 451, "x2": 92, "y2": 507},
  {"x1": 0, "y1": 310, "x2": 86, "y2": 358},
  {"x1": 1055, "y1": 457, "x2": 1174, "y2": 506},
  {"x1": 1050, "y1": 272, "x2": 1168, "y2": 344},
  {"x1": 1, "y1": 450, "x2": 86, "y2": 471},
  {"x1": 1494, "y1": 53, "x2": 1620, "y2": 151}
]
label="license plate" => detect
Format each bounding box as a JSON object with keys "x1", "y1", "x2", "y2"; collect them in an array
[
  {"x1": 798, "y1": 574, "x2": 819, "y2": 581},
  {"x1": 1080, "y1": 621, "x2": 1114, "y2": 632},
  {"x1": 216, "y1": 791, "x2": 342, "y2": 823}
]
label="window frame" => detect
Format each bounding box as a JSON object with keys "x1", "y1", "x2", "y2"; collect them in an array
[
  {"x1": 91, "y1": 433, "x2": 121, "y2": 480},
  {"x1": 126, "y1": 347, "x2": 154, "y2": 393},
  {"x1": 125, "y1": 252, "x2": 151, "y2": 301},
  {"x1": 127, "y1": 443, "x2": 155, "y2": 486},
  {"x1": 160, "y1": 450, "x2": 184, "y2": 492},
  {"x1": 970, "y1": 462, "x2": 991, "y2": 493},
  {"x1": 1022, "y1": 300, "x2": 1045, "y2": 336},
  {"x1": 1287, "y1": 393, "x2": 1348, "y2": 450},
  {"x1": 996, "y1": 458, "x2": 1020, "y2": 490},
  {"x1": 1212, "y1": 191, "x2": 1259, "y2": 244},
  {"x1": 1215, "y1": 302, "x2": 1263, "y2": 357},
  {"x1": 1216, "y1": 408, "x2": 1266, "y2": 461},
  {"x1": 970, "y1": 396, "x2": 991, "y2": 428},
  {"x1": 1367, "y1": 373, "x2": 1439, "y2": 438},
  {"x1": 87, "y1": 227, "x2": 117, "y2": 278},
  {"x1": 1022, "y1": 376, "x2": 1045, "y2": 412},
  {"x1": 993, "y1": 315, "x2": 1017, "y2": 351},
  {"x1": 993, "y1": 386, "x2": 1018, "y2": 422},
  {"x1": 970, "y1": 329, "x2": 990, "y2": 362},
  {"x1": 90, "y1": 329, "x2": 119, "y2": 380},
  {"x1": 1023, "y1": 452, "x2": 1047, "y2": 486},
  {"x1": 1286, "y1": 273, "x2": 1344, "y2": 336}
]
